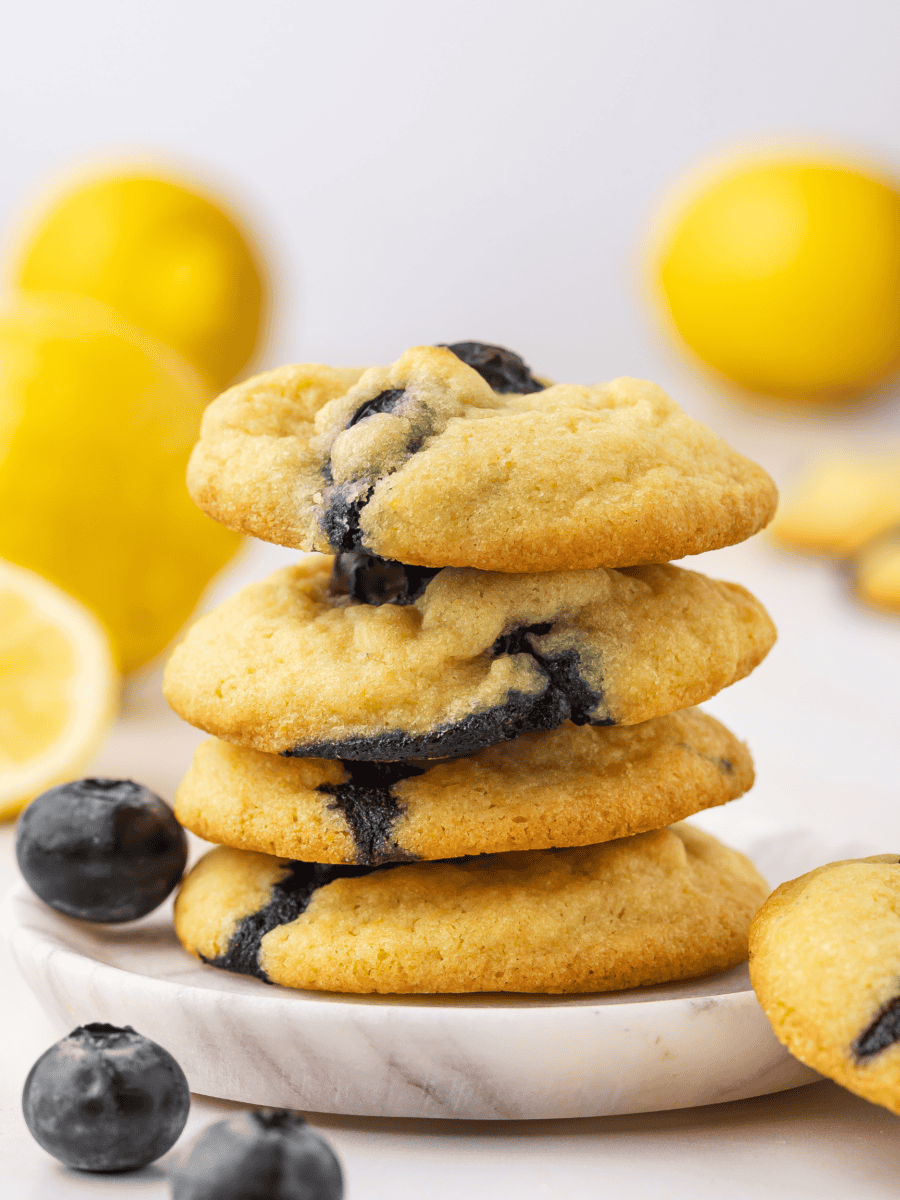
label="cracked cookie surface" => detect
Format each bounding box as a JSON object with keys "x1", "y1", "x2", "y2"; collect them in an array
[
  {"x1": 175, "y1": 709, "x2": 753, "y2": 864},
  {"x1": 162, "y1": 555, "x2": 776, "y2": 760},
  {"x1": 187, "y1": 344, "x2": 777, "y2": 572},
  {"x1": 750, "y1": 856, "x2": 900, "y2": 1114},
  {"x1": 174, "y1": 823, "x2": 768, "y2": 994}
]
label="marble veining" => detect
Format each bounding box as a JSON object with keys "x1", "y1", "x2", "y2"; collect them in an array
[{"x1": 2, "y1": 881, "x2": 819, "y2": 1120}]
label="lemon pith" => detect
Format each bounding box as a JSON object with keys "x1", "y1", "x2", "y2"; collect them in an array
[{"x1": 0, "y1": 559, "x2": 117, "y2": 820}]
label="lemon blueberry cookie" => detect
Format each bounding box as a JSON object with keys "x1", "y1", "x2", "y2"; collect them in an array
[
  {"x1": 187, "y1": 342, "x2": 778, "y2": 572},
  {"x1": 163, "y1": 553, "x2": 776, "y2": 760},
  {"x1": 175, "y1": 708, "x2": 754, "y2": 865},
  {"x1": 772, "y1": 452, "x2": 900, "y2": 557},
  {"x1": 175, "y1": 823, "x2": 769, "y2": 994},
  {"x1": 750, "y1": 856, "x2": 900, "y2": 1114},
  {"x1": 853, "y1": 528, "x2": 900, "y2": 613}
]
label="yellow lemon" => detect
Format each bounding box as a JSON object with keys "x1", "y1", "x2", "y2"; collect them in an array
[
  {"x1": 14, "y1": 170, "x2": 267, "y2": 390},
  {"x1": 0, "y1": 559, "x2": 117, "y2": 820},
  {"x1": 652, "y1": 156, "x2": 900, "y2": 402},
  {"x1": 0, "y1": 294, "x2": 241, "y2": 673}
]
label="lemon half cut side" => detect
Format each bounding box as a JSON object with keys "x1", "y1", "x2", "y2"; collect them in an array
[{"x1": 0, "y1": 560, "x2": 117, "y2": 820}]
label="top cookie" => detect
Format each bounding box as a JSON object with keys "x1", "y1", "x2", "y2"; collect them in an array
[{"x1": 187, "y1": 342, "x2": 778, "y2": 572}]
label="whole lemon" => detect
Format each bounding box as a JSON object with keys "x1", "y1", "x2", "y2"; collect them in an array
[
  {"x1": 653, "y1": 157, "x2": 900, "y2": 401},
  {"x1": 14, "y1": 171, "x2": 266, "y2": 390},
  {"x1": 0, "y1": 295, "x2": 241, "y2": 672}
]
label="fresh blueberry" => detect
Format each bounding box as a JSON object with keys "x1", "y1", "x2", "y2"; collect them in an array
[
  {"x1": 169, "y1": 1109, "x2": 343, "y2": 1200},
  {"x1": 22, "y1": 1023, "x2": 190, "y2": 1173},
  {"x1": 346, "y1": 386, "x2": 406, "y2": 428},
  {"x1": 439, "y1": 341, "x2": 544, "y2": 394},
  {"x1": 329, "y1": 551, "x2": 440, "y2": 606},
  {"x1": 16, "y1": 778, "x2": 188, "y2": 922}
]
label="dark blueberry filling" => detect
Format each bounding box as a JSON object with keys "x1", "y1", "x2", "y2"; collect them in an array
[
  {"x1": 318, "y1": 760, "x2": 425, "y2": 864},
  {"x1": 489, "y1": 625, "x2": 607, "y2": 726},
  {"x1": 201, "y1": 861, "x2": 388, "y2": 982},
  {"x1": 329, "y1": 551, "x2": 441, "y2": 605},
  {"x1": 539, "y1": 649, "x2": 609, "y2": 726},
  {"x1": 489, "y1": 621, "x2": 553, "y2": 658},
  {"x1": 853, "y1": 995, "x2": 900, "y2": 1058},
  {"x1": 319, "y1": 481, "x2": 373, "y2": 552},
  {"x1": 283, "y1": 606, "x2": 608, "y2": 760},
  {"x1": 283, "y1": 682, "x2": 573, "y2": 762},
  {"x1": 440, "y1": 341, "x2": 544, "y2": 394},
  {"x1": 319, "y1": 392, "x2": 412, "y2": 553},
  {"x1": 347, "y1": 387, "x2": 407, "y2": 428}
]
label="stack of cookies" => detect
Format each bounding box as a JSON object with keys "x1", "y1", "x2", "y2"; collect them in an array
[{"x1": 165, "y1": 342, "x2": 778, "y2": 995}]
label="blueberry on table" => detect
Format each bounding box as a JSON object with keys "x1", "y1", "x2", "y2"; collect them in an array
[
  {"x1": 170, "y1": 1109, "x2": 343, "y2": 1200},
  {"x1": 22, "y1": 1023, "x2": 190, "y2": 1173},
  {"x1": 16, "y1": 778, "x2": 188, "y2": 922}
]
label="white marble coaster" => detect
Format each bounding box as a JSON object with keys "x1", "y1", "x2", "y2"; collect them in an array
[{"x1": 3, "y1": 867, "x2": 819, "y2": 1120}]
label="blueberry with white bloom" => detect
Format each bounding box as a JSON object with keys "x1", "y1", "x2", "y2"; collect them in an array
[
  {"x1": 22, "y1": 1023, "x2": 190, "y2": 1172},
  {"x1": 16, "y1": 777, "x2": 187, "y2": 922}
]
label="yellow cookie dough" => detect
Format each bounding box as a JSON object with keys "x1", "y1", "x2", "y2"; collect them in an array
[
  {"x1": 176, "y1": 824, "x2": 769, "y2": 994},
  {"x1": 187, "y1": 345, "x2": 777, "y2": 572},
  {"x1": 163, "y1": 556, "x2": 776, "y2": 759},
  {"x1": 175, "y1": 708, "x2": 754, "y2": 863},
  {"x1": 750, "y1": 856, "x2": 900, "y2": 1114}
]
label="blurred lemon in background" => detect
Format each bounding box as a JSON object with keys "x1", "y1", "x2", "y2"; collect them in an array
[
  {"x1": 0, "y1": 295, "x2": 241, "y2": 673},
  {"x1": 14, "y1": 171, "x2": 266, "y2": 389},
  {"x1": 652, "y1": 157, "x2": 900, "y2": 402},
  {"x1": 0, "y1": 559, "x2": 116, "y2": 819}
]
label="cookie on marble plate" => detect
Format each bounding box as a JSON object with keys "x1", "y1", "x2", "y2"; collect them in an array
[
  {"x1": 186, "y1": 342, "x2": 778, "y2": 572},
  {"x1": 176, "y1": 708, "x2": 753, "y2": 864},
  {"x1": 163, "y1": 554, "x2": 776, "y2": 760},
  {"x1": 175, "y1": 824, "x2": 769, "y2": 994},
  {"x1": 750, "y1": 856, "x2": 900, "y2": 1114}
]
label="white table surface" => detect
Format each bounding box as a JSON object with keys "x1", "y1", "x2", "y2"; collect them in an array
[{"x1": 2, "y1": 521, "x2": 900, "y2": 1198}]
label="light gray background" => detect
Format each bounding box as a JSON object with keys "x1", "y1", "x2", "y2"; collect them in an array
[
  {"x1": 2, "y1": 2, "x2": 900, "y2": 1196},
  {"x1": 2, "y1": 0, "x2": 900, "y2": 390}
]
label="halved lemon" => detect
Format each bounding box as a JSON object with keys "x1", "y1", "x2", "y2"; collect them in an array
[{"x1": 0, "y1": 560, "x2": 118, "y2": 820}]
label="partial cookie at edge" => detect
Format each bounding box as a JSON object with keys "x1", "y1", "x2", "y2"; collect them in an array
[{"x1": 750, "y1": 855, "x2": 900, "y2": 1115}]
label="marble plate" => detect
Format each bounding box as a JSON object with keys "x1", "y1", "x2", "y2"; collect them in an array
[{"x1": 3, "y1": 831, "x2": 825, "y2": 1121}]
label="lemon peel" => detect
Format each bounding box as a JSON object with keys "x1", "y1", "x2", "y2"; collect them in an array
[
  {"x1": 14, "y1": 168, "x2": 267, "y2": 390},
  {"x1": 0, "y1": 294, "x2": 242, "y2": 672},
  {"x1": 651, "y1": 154, "x2": 900, "y2": 402}
]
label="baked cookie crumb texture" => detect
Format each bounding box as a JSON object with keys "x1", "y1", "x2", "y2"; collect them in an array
[
  {"x1": 174, "y1": 708, "x2": 754, "y2": 865},
  {"x1": 186, "y1": 343, "x2": 777, "y2": 571},
  {"x1": 175, "y1": 824, "x2": 768, "y2": 994},
  {"x1": 167, "y1": 341, "x2": 777, "y2": 995},
  {"x1": 162, "y1": 554, "x2": 775, "y2": 760}
]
